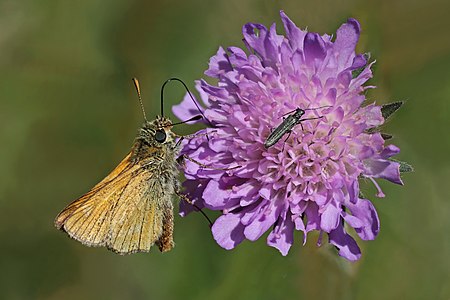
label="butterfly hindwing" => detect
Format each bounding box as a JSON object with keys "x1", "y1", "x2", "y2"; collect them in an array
[{"x1": 106, "y1": 172, "x2": 173, "y2": 254}]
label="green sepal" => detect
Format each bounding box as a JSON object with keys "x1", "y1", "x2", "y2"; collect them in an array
[
  {"x1": 389, "y1": 158, "x2": 414, "y2": 173},
  {"x1": 381, "y1": 101, "x2": 404, "y2": 119},
  {"x1": 381, "y1": 133, "x2": 393, "y2": 140},
  {"x1": 364, "y1": 128, "x2": 392, "y2": 140}
]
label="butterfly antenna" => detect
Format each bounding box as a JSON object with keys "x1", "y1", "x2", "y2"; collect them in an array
[
  {"x1": 132, "y1": 78, "x2": 148, "y2": 122},
  {"x1": 160, "y1": 77, "x2": 213, "y2": 127}
]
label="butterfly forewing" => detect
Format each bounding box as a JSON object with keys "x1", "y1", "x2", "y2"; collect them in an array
[{"x1": 54, "y1": 152, "x2": 135, "y2": 231}]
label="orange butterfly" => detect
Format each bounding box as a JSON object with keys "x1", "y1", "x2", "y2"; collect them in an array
[{"x1": 55, "y1": 78, "x2": 200, "y2": 254}]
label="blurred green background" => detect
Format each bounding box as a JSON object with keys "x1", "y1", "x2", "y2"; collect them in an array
[{"x1": 1, "y1": 0, "x2": 449, "y2": 299}]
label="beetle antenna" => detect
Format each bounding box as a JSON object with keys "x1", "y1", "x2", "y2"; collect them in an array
[{"x1": 304, "y1": 105, "x2": 332, "y2": 111}]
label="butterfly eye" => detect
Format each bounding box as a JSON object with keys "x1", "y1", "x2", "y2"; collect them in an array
[{"x1": 155, "y1": 129, "x2": 167, "y2": 143}]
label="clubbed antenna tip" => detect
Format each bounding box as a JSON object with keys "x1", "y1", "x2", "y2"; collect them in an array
[{"x1": 132, "y1": 78, "x2": 148, "y2": 122}]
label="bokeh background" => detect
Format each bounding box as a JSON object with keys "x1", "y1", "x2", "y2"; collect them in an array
[{"x1": 1, "y1": 0, "x2": 449, "y2": 299}]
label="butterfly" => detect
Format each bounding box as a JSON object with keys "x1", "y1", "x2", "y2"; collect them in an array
[{"x1": 55, "y1": 78, "x2": 203, "y2": 254}]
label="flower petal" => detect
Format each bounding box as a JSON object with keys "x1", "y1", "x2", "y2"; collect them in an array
[
  {"x1": 244, "y1": 200, "x2": 284, "y2": 241},
  {"x1": 333, "y1": 18, "x2": 361, "y2": 70},
  {"x1": 303, "y1": 33, "x2": 327, "y2": 64},
  {"x1": 212, "y1": 213, "x2": 245, "y2": 250},
  {"x1": 202, "y1": 180, "x2": 232, "y2": 209},
  {"x1": 328, "y1": 219, "x2": 361, "y2": 261},
  {"x1": 305, "y1": 202, "x2": 321, "y2": 232},
  {"x1": 364, "y1": 159, "x2": 403, "y2": 185},
  {"x1": 349, "y1": 54, "x2": 367, "y2": 70},
  {"x1": 267, "y1": 210, "x2": 295, "y2": 256},
  {"x1": 344, "y1": 198, "x2": 380, "y2": 240},
  {"x1": 242, "y1": 22, "x2": 283, "y2": 70},
  {"x1": 205, "y1": 47, "x2": 233, "y2": 78},
  {"x1": 280, "y1": 10, "x2": 306, "y2": 51},
  {"x1": 320, "y1": 199, "x2": 342, "y2": 232}
]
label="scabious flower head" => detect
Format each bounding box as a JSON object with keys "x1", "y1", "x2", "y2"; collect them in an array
[{"x1": 173, "y1": 11, "x2": 403, "y2": 261}]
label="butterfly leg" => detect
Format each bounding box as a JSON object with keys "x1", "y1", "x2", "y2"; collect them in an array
[
  {"x1": 178, "y1": 154, "x2": 240, "y2": 171},
  {"x1": 173, "y1": 131, "x2": 211, "y2": 149},
  {"x1": 175, "y1": 188, "x2": 213, "y2": 227},
  {"x1": 181, "y1": 130, "x2": 216, "y2": 140},
  {"x1": 174, "y1": 130, "x2": 217, "y2": 146}
]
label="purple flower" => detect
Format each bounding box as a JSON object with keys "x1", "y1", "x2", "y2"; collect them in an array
[{"x1": 173, "y1": 11, "x2": 404, "y2": 261}]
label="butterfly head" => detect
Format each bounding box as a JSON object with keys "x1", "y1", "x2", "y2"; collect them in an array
[{"x1": 138, "y1": 116, "x2": 176, "y2": 146}]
